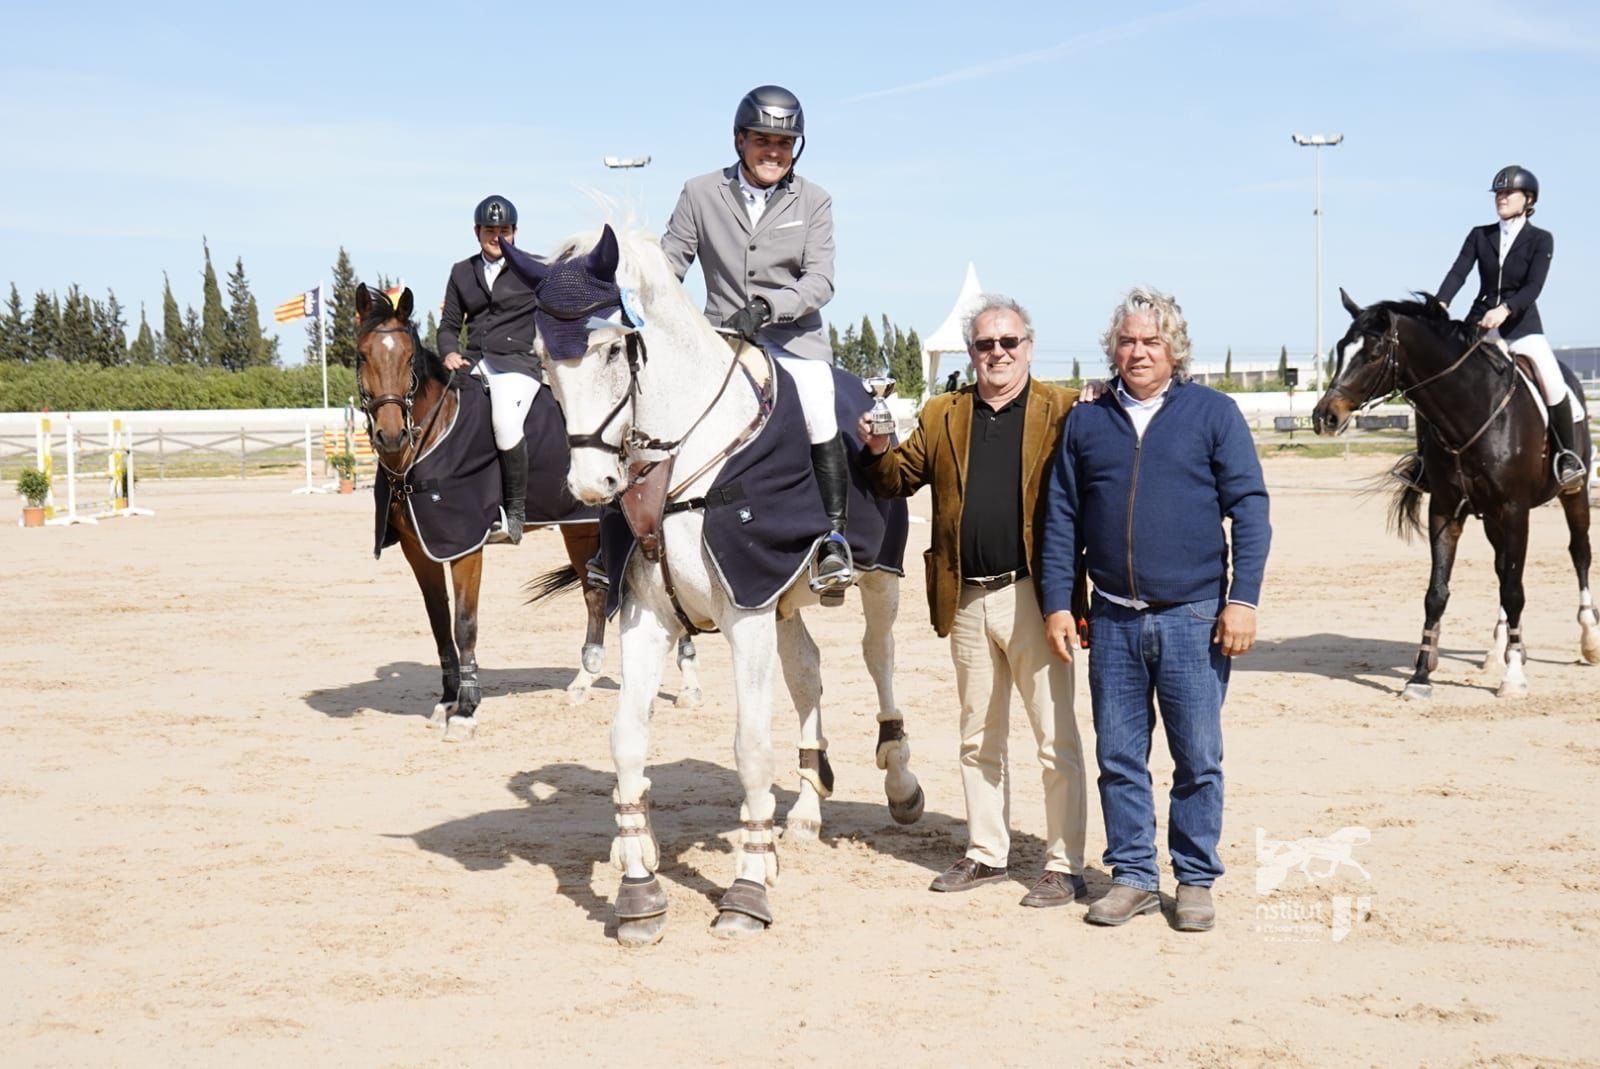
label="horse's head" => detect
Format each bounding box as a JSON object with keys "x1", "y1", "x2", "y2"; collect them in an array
[
  {"x1": 1312, "y1": 289, "x2": 1401, "y2": 437},
  {"x1": 354, "y1": 283, "x2": 426, "y2": 456},
  {"x1": 501, "y1": 224, "x2": 640, "y2": 503}
]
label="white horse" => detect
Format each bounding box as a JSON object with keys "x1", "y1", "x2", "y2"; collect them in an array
[{"x1": 508, "y1": 224, "x2": 922, "y2": 945}]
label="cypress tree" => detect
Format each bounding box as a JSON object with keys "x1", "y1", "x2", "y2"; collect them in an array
[
  {"x1": 184, "y1": 307, "x2": 203, "y2": 364},
  {"x1": 327, "y1": 247, "x2": 359, "y2": 368},
  {"x1": 828, "y1": 322, "x2": 841, "y2": 363},
  {"x1": 222, "y1": 256, "x2": 268, "y2": 371},
  {"x1": 29, "y1": 291, "x2": 59, "y2": 362},
  {"x1": 840, "y1": 324, "x2": 859, "y2": 375},
  {"x1": 424, "y1": 310, "x2": 439, "y2": 355},
  {"x1": 900, "y1": 327, "x2": 925, "y2": 397},
  {"x1": 851, "y1": 315, "x2": 879, "y2": 379},
  {"x1": 0, "y1": 283, "x2": 27, "y2": 363},
  {"x1": 1277, "y1": 344, "x2": 1289, "y2": 383},
  {"x1": 1071, "y1": 357, "x2": 1082, "y2": 385},
  {"x1": 58, "y1": 285, "x2": 93, "y2": 363},
  {"x1": 1224, "y1": 346, "x2": 1233, "y2": 384},
  {"x1": 129, "y1": 304, "x2": 157, "y2": 365},
  {"x1": 160, "y1": 273, "x2": 188, "y2": 365},
  {"x1": 199, "y1": 238, "x2": 226, "y2": 366},
  {"x1": 95, "y1": 289, "x2": 128, "y2": 367}
]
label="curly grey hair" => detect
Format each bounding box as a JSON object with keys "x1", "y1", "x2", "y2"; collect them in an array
[
  {"x1": 962, "y1": 293, "x2": 1034, "y2": 348},
  {"x1": 1099, "y1": 286, "x2": 1192, "y2": 376}
]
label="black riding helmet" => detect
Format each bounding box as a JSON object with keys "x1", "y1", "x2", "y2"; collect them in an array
[
  {"x1": 474, "y1": 195, "x2": 518, "y2": 228},
  {"x1": 1489, "y1": 165, "x2": 1538, "y2": 203},
  {"x1": 734, "y1": 85, "x2": 805, "y2": 169}
]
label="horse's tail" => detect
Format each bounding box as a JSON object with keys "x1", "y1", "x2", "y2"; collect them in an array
[
  {"x1": 525, "y1": 565, "x2": 582, "y2": 604},
  {"x1": 1384, "y1": 460, "x2": 1426, "y2": 543}
]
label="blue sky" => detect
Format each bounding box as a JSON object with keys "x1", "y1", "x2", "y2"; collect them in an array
[{"x1": 4, "y1": 0, "x2": 1599, "y2": 379}]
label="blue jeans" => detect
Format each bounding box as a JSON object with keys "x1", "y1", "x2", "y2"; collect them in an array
[{"x1": 1088, "y1": 594, "x2": 1230, "y2": 892}]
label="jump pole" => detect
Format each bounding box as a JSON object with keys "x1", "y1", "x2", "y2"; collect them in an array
[
  {"x1": 45, "y1": 420, "x2": 97, "y2": 526},
  {"x1": 291, "y1": 422, "x2": 333, "y2": 495},
  {"x1": 100, "y1": 419, "x2": 153, "y2": 518}
]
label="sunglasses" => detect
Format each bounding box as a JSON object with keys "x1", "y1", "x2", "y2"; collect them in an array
[{"x1": 972, "y1": 335, "x2": 1030, "y2": 353}]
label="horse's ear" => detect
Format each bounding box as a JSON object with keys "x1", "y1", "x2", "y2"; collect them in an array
[
  {"x1": 396, "y1": 287, "x2": 414, "y2": 321},
  {"x1": 1340, "y1": 288, "x2": 1361, "y2": 318},
  {"x1": 499, "y1": 235, "x2": 549, "y2": 286},
  {"x1": 356, "y1": 283, "x2": 373, "y2": 320},
  {"x1": 587, "y1": 224, "x2": 620, "y2": 283}
]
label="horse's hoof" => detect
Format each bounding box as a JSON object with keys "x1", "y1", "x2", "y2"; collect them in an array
[
  {"x1": 675, "y1": 688, "x2": 702, "y2": 709},
  {"x1": 710, "y1": 911, "x2": 768, "y2": 939},
  {"x1": 443, "y1": 715, "x2": 478, "y2": 742},
  {"x1": 617, "y1": 914, "x2": 667, "y2": 948},
  {"x1": 1496, "y1": 680, "x2": 1530, "y2": 700},
  {"x1": 1401, "y1": 684, "x2": 1433, "y2": 702},
  {"x1": 581, "y1": 644, "x2": 604, "y2": 675},
  {"x1": 428, "y1": 702, "x2": 454, "y2": 728},
  {"x1": 888, "y1": 784, "x2": 925, "y2": 825},
  {"x1": 782, "y1": 819, "x2": 821, "y2": 843}
]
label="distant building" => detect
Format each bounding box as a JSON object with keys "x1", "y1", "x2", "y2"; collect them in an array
[{"x1": 1557, "y1": 347, "x2": 1600, "y2": 380}]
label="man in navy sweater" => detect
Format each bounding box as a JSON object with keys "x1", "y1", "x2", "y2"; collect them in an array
[{"x1": 1038, "y1": 287, "x2": 1270, "y2": 932}]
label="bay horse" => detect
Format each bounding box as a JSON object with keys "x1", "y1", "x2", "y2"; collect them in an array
[
  {"x1": 504, "y1": 226, "x2": 923, "y2": 946},
  {"x1": 1311, "y1": 290, "x2": 1600, "y2": 699},
  {"x1": 354, "y1": 284, "x2": 629, "y2": 739}
]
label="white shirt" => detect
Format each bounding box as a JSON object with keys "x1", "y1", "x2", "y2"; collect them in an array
[
  {"x1": 736, "y1": 167, "x2": 776, "y2": 227},
  {"x1": 482, "y1": 254, "x2": 505, "y2": 291},
  {"x1": 1113, "y1": 376, "x2": 1172, "y2": 440},
  {"x1": 1498, "y1": 214, "x2": 1526, "y2": 264}
]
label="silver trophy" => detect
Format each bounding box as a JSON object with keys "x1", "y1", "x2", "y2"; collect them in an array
[{"x1": 865, "y1": 374, "x2": 897, "y2": 437}]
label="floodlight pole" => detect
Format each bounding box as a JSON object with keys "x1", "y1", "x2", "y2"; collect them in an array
[{"x1": 1292, "y1": 134, "x2": 1343, "y2": 393}]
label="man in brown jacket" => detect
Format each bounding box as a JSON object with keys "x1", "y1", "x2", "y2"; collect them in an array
[{"x1": 857, "y1": 294, "x2": 1089, "y2": 908}]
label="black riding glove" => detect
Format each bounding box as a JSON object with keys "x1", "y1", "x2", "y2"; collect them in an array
[{"x1": 725, "y1": 297, "x2": 772, "y2": 342}]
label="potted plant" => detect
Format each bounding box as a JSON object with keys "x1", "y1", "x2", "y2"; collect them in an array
[
  {"x1": 331, "y1": 452, "x2": 357, "y2": 493},
  {"x1": 17, "y1": 467, "x2": 50, "y2": 527}
]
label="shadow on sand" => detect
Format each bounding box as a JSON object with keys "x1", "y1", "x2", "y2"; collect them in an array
[{"x1": 302, "y1": 659, "x2": 616, "y2": 719}]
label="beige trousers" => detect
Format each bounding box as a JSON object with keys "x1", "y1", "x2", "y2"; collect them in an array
[{"x1": 949, "y1": 577, "x2": 1087, "y2": 873}]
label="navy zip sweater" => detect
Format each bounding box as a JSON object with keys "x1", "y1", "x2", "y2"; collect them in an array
[{"x1": 1038, "y1": 378, "x2": 1270, "y2": 615}]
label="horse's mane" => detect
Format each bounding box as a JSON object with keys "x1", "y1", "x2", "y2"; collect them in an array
[
  {"x1": 356, "y1": 302, "x2": 448, "y2": 385},
  {"x1": 1366, "y1": 292, "x2": 1474, "y2": 348}
]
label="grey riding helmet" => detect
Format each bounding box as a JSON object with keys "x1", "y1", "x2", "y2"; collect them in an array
[
  {"x1": 474, "y1": 195, "x2": 518, "y2": 228},
  {"x1": 734, "y1": 85, "x2": 805, "y2": 165},
  {"x1": 1489, "y1": 166, "x2": 1538, "y2": 203}
]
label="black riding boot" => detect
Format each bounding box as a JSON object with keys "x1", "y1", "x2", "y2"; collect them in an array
[
  {"x1": 1394, "y1": 413, "x2": 1427, "y2": 489},
  {"x1": 496, "y1": 441, "x2": 527, "y2": 545},
  {"x1": 810, "y1": 436, "x2": 853, "y2": 597},
  {"x1": 1548, "y1": 397, "x2": 1587, "y2": 493}
]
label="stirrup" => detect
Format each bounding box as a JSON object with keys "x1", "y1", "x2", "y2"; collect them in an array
[
  {"x1": 1555, "y1": 450, "x2": 1587, "y2": 493},
  {"x1": 808, "y1": 532, "x2": 854, "y2": 595}
]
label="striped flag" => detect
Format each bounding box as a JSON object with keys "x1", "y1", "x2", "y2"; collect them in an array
[{"x1": 274, "y1": 287, "x2": 321, "y2": 324}]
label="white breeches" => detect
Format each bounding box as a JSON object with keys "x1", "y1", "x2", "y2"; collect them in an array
[
  {"x1": 479, "y1": 365, "x2": 542, "y2": 449},
  {"x1": 773, "y1": 353, "x2": 837, "y2": 446},
  {"x1": 1492, "y1": 331, "x2": 1564, "y2": 404}
]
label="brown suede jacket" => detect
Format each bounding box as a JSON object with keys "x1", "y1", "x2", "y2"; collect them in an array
[{"x1": 862, "y1": 379, "x2": 1078, "y2": 637}]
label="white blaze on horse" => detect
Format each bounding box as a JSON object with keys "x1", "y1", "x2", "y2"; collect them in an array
[{"x1": 507, "y1": 225, "x2": 922, "y2": 945}]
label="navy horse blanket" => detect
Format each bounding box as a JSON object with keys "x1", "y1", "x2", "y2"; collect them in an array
[
  {"x1": 375, "y1": 378, "x2": 597, "y2": 563},
  {"x1": 600, "y1": 357, "x2": 909, "y2": 615}
]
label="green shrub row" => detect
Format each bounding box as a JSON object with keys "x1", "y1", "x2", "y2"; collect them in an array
[{"x1": 0, "y1": 364, "x2": 359, "y2": 411}]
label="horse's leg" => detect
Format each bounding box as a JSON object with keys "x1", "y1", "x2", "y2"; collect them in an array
[
  {"x1": 777, "y1": 609, "x2": 827, "y2": 843},
  {"x1": 1484, "y1": 508, "x2": 1533, "y2": 699},
  {"x1": 861, "y1": 570, "x2": 923, "y2": 824},
  {"x1": 712, "y1": 609, "x2": 779, "y2": 939},
  {"x1": 1557, "y1": 489, "x2": 1600, "y2": 664},
  {"x1": 674, "y1": 635, "x2": 703, "y2": 709},
  {"x1": 1478, "y1": 607, "x2": 1509, "y2": 674},
  {"x1": 560, "y1": 524, "x2": 607, "y2": 703},
  {"x1": 394, "y1": 517, "x2": 461, "y2": 727},
  {"x1": 1403, "y1": 503, "x2": 1464, "y2": 700},
  {"x1": 440, "y1": 551, "x2": 484, "y2": 740},
  {"x1": 610, "y1": 600, "x2": 676, "y2": 948}
]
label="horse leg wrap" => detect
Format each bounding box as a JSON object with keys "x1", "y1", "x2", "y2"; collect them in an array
[
  {"x1": 739, "y1": 804, "x2": 779, "y2": 887},
  {"x1": 876, "y1": 715, "x2": 910, "y2": 771},
  {"x1": 455, "y1": 659, "x2": 481, "y2": 718},
  {"x1": 615, "y1": 874, "x2": 668, "y2": 920},
  {"x1": 1420, "y1": 626, "x2": 1441, "y2": 672},
  {"x1": 797, "y1": 745, "x2": 834, "y2": 799},
  {"x1": 1506, "y1": 628, "x2": 1525, "y2": 661},
  {"x1": 581, "y1": 643, "x2": 604, "y2": 675},
  {"x1": 716, "y1": 879, "x2": 774, "y2": 927},
  {"x1": 611, "y1": 780, "x2": 659, "y2": 872}
]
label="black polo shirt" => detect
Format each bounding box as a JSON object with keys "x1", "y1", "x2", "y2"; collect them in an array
[{"x1": 960, "y1": 382, "x2": 1028, "y2": 579}]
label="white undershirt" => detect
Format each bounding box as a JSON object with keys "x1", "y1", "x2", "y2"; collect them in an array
[
  {"x1": 1498, "y1": 214, "x2": 1526, "y2": 264},
  {"x1": 737, "y1": 168, "x2": 776, "y2": 227},
  {"x1": 1113, "y1": 377, "x2": 1172, "y2": 440},
  {"x1": 482, "y1": 254, "x2": 505, "y2": 290}
]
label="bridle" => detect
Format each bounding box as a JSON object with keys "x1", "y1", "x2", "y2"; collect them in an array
[{"x1": 357, "y1": 324, "x2": 456, "y2": 479}]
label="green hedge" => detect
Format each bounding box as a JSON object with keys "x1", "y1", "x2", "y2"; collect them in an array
[{"x1": 0, "y1": 364, "x2": 359, "y2": 411}]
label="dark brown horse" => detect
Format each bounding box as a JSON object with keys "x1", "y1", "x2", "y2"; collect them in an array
[
  {"x1": 1312, "y1": 290, "x2": 1600, "y2": 699},
  {"x1": 354, "y1": 284, "x2": 616, "y2": 739}
]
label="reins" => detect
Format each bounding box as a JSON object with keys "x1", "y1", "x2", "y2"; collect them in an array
[{"x1": 357, "y1": 323, "x2": 458, "y2": 493}]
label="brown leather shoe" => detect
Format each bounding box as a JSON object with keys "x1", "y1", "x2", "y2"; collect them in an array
[
  {"x1": 1020, "y1": 870, "x2": 1088, "y2": 909},
  {"x1": 1084, "y1": 884, "x2": 1161, "y2": 926},
  {"x1": 929, "y1": 857, "x2": 1008, "y2": 893},
  {"x1": 1174, "y1": 884, "x2": 1215, "y2": 932}
]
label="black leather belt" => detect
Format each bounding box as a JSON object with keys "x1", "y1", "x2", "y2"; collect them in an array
[{"x1": 963, "y1": 568, "x2": 1028, "y2": 591}]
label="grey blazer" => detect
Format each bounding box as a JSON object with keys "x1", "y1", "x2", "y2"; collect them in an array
[{"x1": 661, "y1": 165, "x2": 836, "y2": 363}]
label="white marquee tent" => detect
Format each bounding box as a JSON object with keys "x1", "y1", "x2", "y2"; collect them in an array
[{"x1": 920, "y1": 262, "x2": 985, "y2": 398}]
